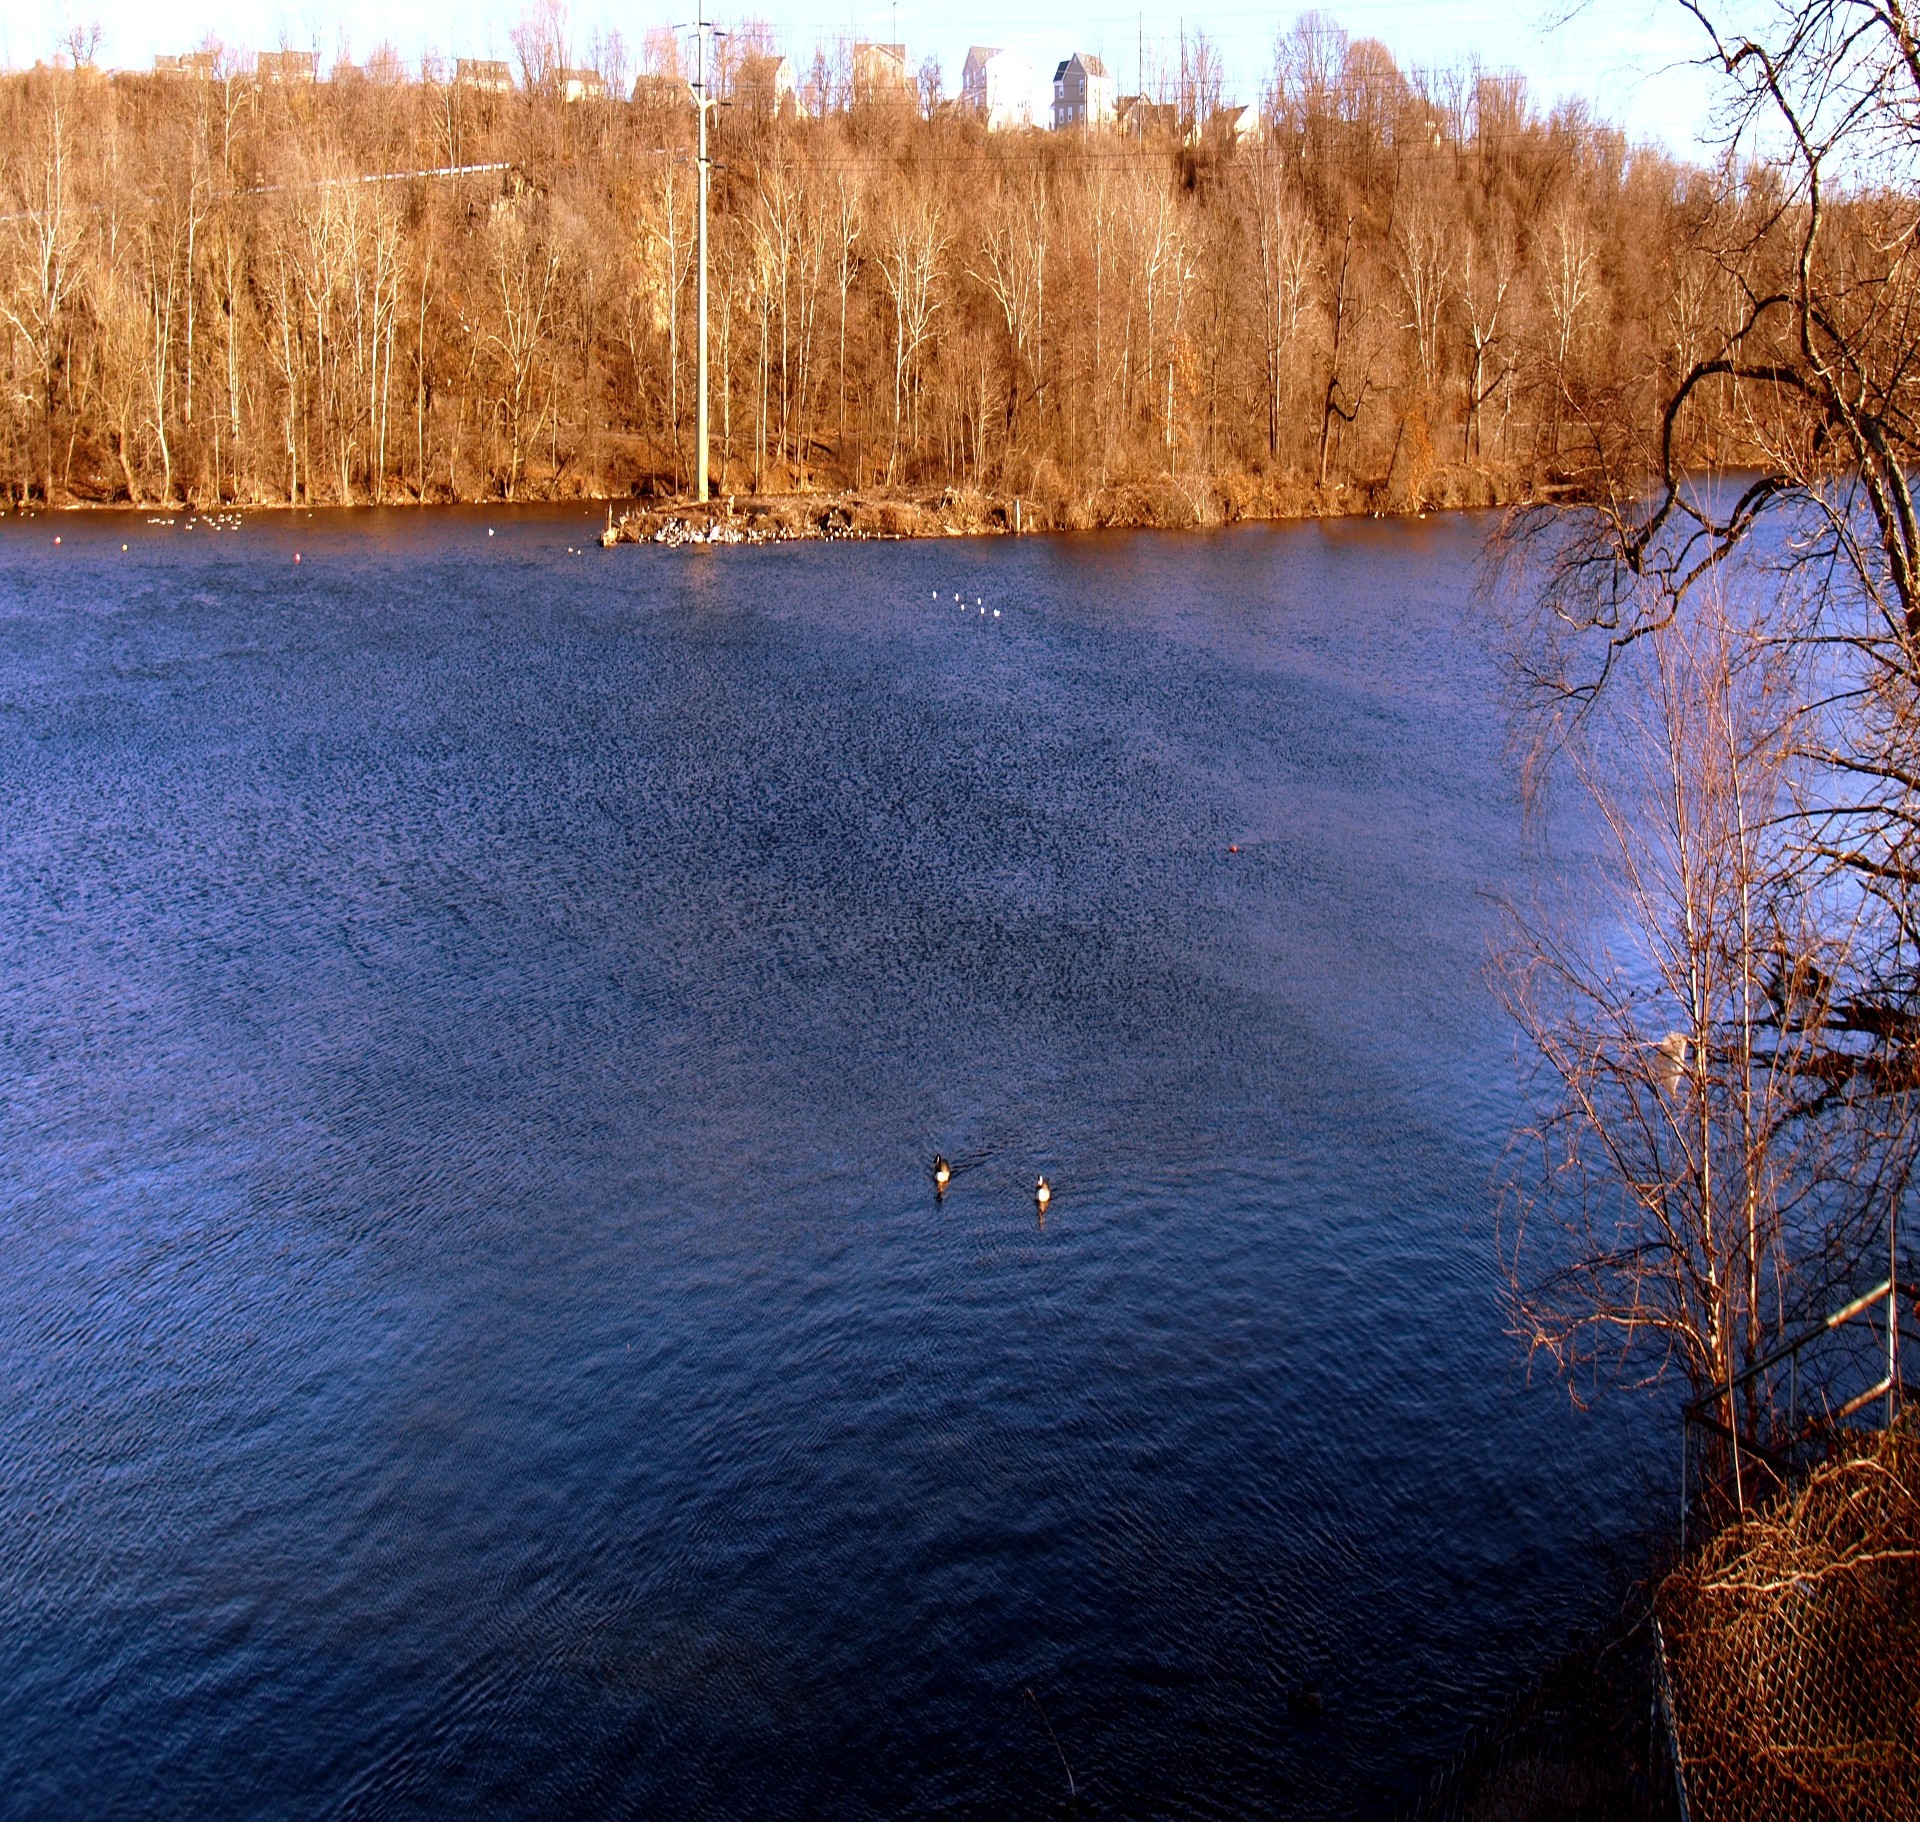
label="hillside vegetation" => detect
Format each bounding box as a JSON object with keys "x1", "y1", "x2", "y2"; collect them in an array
[{"x1": 0, "y1": 20, "x2": 1793, "y2": 515}]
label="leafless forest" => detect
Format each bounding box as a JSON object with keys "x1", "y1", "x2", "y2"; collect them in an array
[
  {"x1": 0, "y1": 16, "x2": 1793, "y2": 516},
  {"x1": 1494, "y1": 0, "x2": 1920, "y2": 1460}
]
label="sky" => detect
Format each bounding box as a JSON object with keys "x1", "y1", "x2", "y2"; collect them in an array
[{"x1": 11, "y1": 0, "x2": 1727, "y2": 158}]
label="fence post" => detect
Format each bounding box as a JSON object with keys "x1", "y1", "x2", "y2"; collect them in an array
[
  {"x1": 1889, "y1": 1272, "x2": 1899, "y2": 1430},
  {"x1": 1890, "y1": 1202, "x2": 1901, "y2": 1428},
  {"x1": 1650, "y1": 1616, "x2": 1693, "y2": 1822}
]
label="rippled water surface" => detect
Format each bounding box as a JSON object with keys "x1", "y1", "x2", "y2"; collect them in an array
[{"x1": 0, "y1": 508, "x2": 1643, "y2": 1819}]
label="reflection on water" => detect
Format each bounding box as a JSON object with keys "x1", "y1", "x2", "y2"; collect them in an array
[{"x1": 0, "y1": 508, "x2": 1646, "y2": 1819}]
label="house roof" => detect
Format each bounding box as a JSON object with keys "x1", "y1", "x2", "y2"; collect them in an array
[
  {"x1": 1054, "y1": 52, "x2": 1109, "y2": 82},
  {"x1": 631, "y1": 73, "x2": 688, "y2": 102}
]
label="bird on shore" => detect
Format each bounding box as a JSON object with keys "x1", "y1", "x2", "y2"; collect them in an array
[
  {"x1": 1035, "y1": 1176, "x2": 1051, "y2": 1213},
  {"x1": 933, "y1": 1155, "x2": 951, "y2": 1196}
]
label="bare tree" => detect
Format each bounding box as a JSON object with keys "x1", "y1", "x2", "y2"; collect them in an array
[
  {"x1": 1391, "y1": 186, "x2": 1451, "y2": 417},
  {"x1": 0, "y1": 81, "x2": 83, "y2": 501},
  {"x1": 1251, "y1": 151, "x2": 1312, "y2": 462},
  {"x1": 1536, "y1": 202, "x2": 1597, "y2": 458},
  {"x1": 1500, "y1": 0, "x2": 1920, "y2": 1460},
  {"x1": 1316, "y1": 216, "x2": 1370, "y2": 487},
  {"x1": 876, "y1": 179, "x2": 948, "y2": 483},
  {"x1": 1517, "y1": 0, "x2": 1920, "y2": 1086},
  {"x1": 1458, "y1": 219, "x2": 1514, "y2": 463},
  {"x1": 969, "y1": 173, "x2": 1047, "y2": 463},
  {"x1": 828, "y1": 169, "x2": 862, "y2": 478},
  {"x1": 486, "y1": 194, "x2": 563, "y2": 499},
  {"x1": 1499, "y1": 601, "x2": 1902, "y2": 1440}
]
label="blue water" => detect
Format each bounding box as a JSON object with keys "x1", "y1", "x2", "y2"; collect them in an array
[{"x1": 0, "y1": 507, "x2": 1644, "y2": 1818}]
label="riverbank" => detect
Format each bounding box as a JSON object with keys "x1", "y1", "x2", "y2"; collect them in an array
[
  {"x1": 600, "y1": 464, "x2": 1538, "y2": 548},
  {"x1": 2, "y1": 461, "x2": 1554, "y2": 539}
]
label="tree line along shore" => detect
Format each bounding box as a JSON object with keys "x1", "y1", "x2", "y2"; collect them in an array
[{"x1": 0, "y1": 17, "x2": 1786, "y2": 522}]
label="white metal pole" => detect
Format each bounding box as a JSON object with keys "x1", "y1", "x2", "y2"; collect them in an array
[
  {"x1": 695, "y1": 0, "x2": 710, "y2": 503},
  {"x1": 1891, "y1": 1194, "x2": 1900, "y2": 1428}
]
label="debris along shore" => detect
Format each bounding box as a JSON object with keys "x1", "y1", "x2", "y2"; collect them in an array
[
  {"x1": 602, "y1": 490, "x2": 1029, "y2": 548},
  {"x1": 599, "y1": 467, "x2": 1529, "y2": 549}
]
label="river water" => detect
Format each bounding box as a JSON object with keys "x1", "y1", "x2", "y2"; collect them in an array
[{"x1": 0, "y1": 507, "x2": 1646, "y2": 1818}]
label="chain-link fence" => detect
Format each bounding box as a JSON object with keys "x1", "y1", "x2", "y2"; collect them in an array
[
  {"x1": 1655, "y1": 1423, "x2": 1920, "y2": 1821},
  {"x1": 1680, "y1": 1277, "x2": 1916, "y2": 1552},
  {"x1": 1416, "y1": 1285, "x2": 1917, "y2": 1820}
]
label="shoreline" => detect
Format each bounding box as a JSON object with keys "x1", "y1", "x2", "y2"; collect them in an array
[
  {"x1": 2, "y1": 468, "x2": 1553, "y2": 545},
  {"x1": 600, "y1": 485, "x2": 1433, "y2": 547}
]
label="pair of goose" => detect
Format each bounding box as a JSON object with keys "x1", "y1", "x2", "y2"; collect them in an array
[{"x1": 932, "y1": 1155, "x2": 1049, "y2": 1212}]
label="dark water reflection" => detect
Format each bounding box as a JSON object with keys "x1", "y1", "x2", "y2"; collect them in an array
[{"x1": 0, "y1": 507, "x2": 1646, "y2": 1818}]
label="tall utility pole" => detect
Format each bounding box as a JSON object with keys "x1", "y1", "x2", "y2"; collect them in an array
[{"x1": 694, "y1": 0, "x2": 713, "y2": 501}]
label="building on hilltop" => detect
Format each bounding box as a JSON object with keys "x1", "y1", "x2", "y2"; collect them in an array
[
  {"x1": 154, "y1": 51, "x2": 217, "y2": 80},
  {"x1": 1115, "y1": 94, "x2": 1176, "y2": 138},
  {"x1": 455, "y1": 58, "x2": 514, "y2": 92},
  {"x1": 557, "y1": 68, "x2": 608, "y2": 102},
  {"x1": 853, "y1": 42, "x2": 911, "y2": 104},
  {"x1": 257, "y1": 50, "x2": 318, "y2": 84},
  {"x1": 1201, "y1": 102, "x2": 1261, "y2": 145},
  {"x1": 960, "y1": 47, "x2": 1034, "y2": 130},
  {"x1": 631, "y1": 72, "x2": 690, "y2": 110},
  {"x1": 733, "y1": 52, "x2": 801, "y2": 119},
  {"x1": 1051, "y1": 52, "x2": 1113, "y2": 129}
]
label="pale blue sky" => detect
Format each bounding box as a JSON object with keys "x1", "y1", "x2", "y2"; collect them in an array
[{"x1": 16, "y1": 0, "x2": 1725, "y2": 156}]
